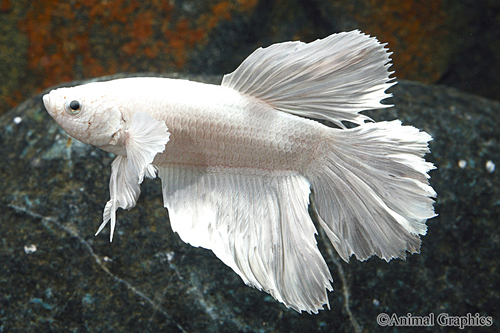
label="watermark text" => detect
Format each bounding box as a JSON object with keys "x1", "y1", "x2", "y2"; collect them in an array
[{"x1": 377, "y1": 313, "x2": 493, "y2": 329}]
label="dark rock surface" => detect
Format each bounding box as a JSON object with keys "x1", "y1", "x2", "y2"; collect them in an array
[
  {"x1": 2, "y1": 0, "x2": 500, "y2": 114},
  {"x1": 1, "y1": 75, "x2": 499, "y2": 332}
]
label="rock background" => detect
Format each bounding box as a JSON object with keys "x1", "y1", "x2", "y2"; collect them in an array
[
  {"x1": 1, "y1": 0, "x2": 500, "y2": 115},
  {"x1": 0, "y1": 74, "x2": 499, "y2": 331}
]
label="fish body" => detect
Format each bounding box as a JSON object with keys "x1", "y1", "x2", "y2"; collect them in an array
[
  {"x1": 114, "y1": 78, "x2": 322, "y2": 171},
  {"x1": 43, "y1": 31, "x2": 436, "y2": 313}
]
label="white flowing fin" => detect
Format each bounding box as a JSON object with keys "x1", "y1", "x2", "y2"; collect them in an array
[
  {"x1": 144, "y1": 164, "x2": 158, "y2": 179},
  {"x1": 308, "y1": 121, "x2": 436, "y2": 262},
  {"x1": 222, "y1": 30, "x2": 395, "y2": 128},
  {"x1": 157, "y1": 166, "x2": 333, "y2": 314},
  {"x1": 96, "y1": 112, "x2": 170, "y2": 241}
]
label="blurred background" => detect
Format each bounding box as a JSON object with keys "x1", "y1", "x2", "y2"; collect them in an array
[{"x1": 1, "y1": 0, "x2": 499, "y2": 115}]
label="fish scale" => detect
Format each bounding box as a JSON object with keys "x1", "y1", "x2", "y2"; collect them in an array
[{"x1": 127, "y1": 80, "x2": 323, "y2": 172}]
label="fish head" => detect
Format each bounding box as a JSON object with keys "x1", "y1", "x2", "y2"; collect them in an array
[{"x1": 43, "y1": 82, "x2": 124, "y2": 148}]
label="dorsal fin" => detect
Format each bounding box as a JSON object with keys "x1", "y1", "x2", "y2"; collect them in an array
[{"x1": 222, "y1": 30, "x2": 396, "y2": 128}]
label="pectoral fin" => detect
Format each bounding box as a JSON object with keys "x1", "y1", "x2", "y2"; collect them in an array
[{"x1": 96, "y1": 112, "x2": 170, "y2": 241}]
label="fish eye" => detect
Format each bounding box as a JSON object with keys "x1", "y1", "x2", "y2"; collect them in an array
[{"x1": 65, "y1": 99, "x2": 83, "y2": 115}]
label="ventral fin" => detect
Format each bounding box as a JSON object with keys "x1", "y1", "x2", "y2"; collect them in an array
[
  {"x1": 222, "y1": 30, "x2": 396, "y2": 128},
  {"x1": 96, "y1": 112, "x2": 170, "y2": 242}
]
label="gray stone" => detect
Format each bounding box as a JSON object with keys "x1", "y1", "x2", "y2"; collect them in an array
[{"x1": 1, "y1": 75, "x2": 499, "y2": 332}]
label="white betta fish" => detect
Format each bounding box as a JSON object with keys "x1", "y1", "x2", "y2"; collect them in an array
[{"x1": 43, "y1": 30, "x2": 436, "y2": 313}]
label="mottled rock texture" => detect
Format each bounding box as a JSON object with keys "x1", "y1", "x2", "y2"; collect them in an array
[
  {"x1": 0, "y1": 74, "x2": 499, "y2": 331},
  {"x1": 1, "y1": 0, "x2": 499, "y2": 114}
]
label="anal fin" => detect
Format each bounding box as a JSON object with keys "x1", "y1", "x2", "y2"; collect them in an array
[{"x1": 157, "y1": 165, "x2": 333, "y2": 313}]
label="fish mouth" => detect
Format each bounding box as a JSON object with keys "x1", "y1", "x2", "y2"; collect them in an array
[
  {"x1": 42, "y1": 93, "x2": 58, "y2": 120},
  {"x1": 42, "y1": 94, "x2": 50, "y2": 110},
  {"x1": 42, "y1": 94, "x2": 57, "y2": 120}
]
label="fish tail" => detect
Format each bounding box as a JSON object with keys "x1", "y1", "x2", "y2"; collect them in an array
[{"x1": 307, "y1": 120, "x2": 436, "y2": 262}]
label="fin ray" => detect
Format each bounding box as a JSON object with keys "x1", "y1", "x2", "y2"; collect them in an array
[
  {"x1": 96, "y1": 112, "x2": 170, "y2": 241},
  {"x1": 157, "y1": 165, "x2": 333, "y2": 313},
  {"x1": 222, "y1": 30, "x2": 395, "y2": 128},
  {"x1": 308, "y1": 121, "x2": 436, "y2": 262}
]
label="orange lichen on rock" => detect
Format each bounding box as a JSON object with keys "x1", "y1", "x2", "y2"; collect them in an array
[
  {"x1": 209, "y1": 2, "x2": 233, "y2": 28},
  {"x1": 0, "y1": 0, "x2": 12, "y2": 13},
  {"x1": 131, "y1": 11, "x2": 154, "y2": 41},
  {"x1": 18, "y1": 0, "x2": 259, "y2": 93},
  {"x1": 165, "y1": 18, "x2": 205, "y2": 68},
  {"x1": 352, "y1": 0, "x2": 449, "y2": 83},
  {"x1": 20, "y1": 1, "x2": 82, "y2": 89}
]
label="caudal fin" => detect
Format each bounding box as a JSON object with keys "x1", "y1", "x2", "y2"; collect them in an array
[{"x1": 308, "y1": 120, "x2": 436, "y2": 262}]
